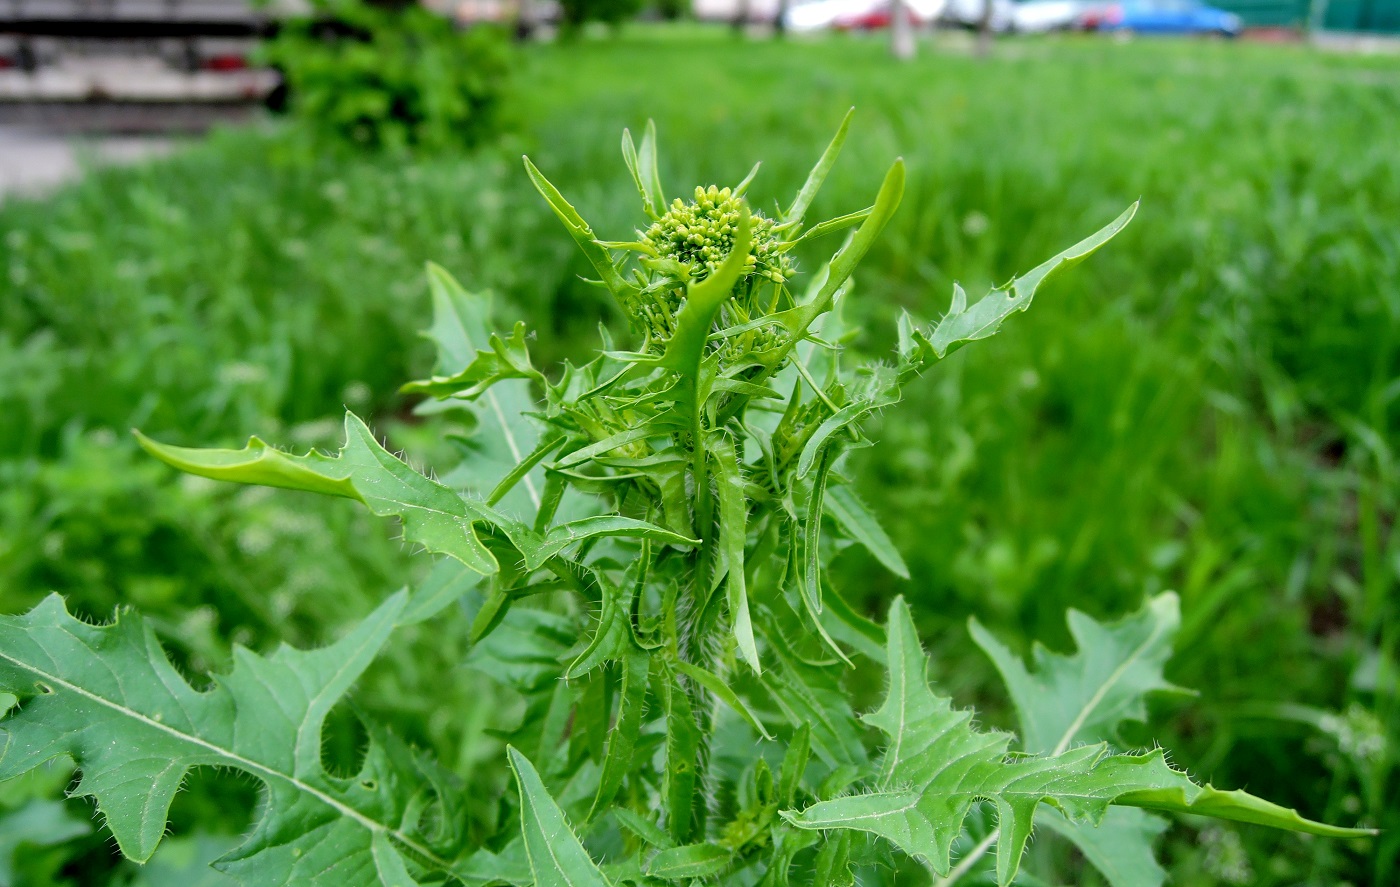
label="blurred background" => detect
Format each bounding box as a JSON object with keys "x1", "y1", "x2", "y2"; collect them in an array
[{"x1": 0, "y1": 0, "x2": 1396, "y2": 884}]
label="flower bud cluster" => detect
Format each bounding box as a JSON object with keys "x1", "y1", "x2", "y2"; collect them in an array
[
  {"x1": 643, "y1": 186, "x2": 794, "y2": 288},
  {"x1": 630, "y1": 186, "x2": 795, "y2": 360}
]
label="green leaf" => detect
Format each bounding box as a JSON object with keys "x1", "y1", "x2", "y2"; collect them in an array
[
  {"x1": 621, "y1": 121, "x2": 666, "y2": 218},
  {"x1": 639, "y1": 119, "x2": 666, "y2": 214},
  {"x1": 907, "y1": 203, "x2": 1138, "y2": 367},
  {"x1": 415, "y1": 263, "x2": 545, "y2": 514},
  {"x1": 132, "y1": 429, "x2": 358, "y2": 501},
  {"x1": 1039, "y1": 807, "x2": 1169, "y2": 887},
  {"x1": 969, "y1": 592, "x2": 1184, "y2": 756},
  {"x1": 784, "y1": 108, "x2": 854, "y2": 225},
  {"x1": 970, "y1": 593, "x2": 1183, "y2": 887},
  {"x1": 141, "y1": 415, "x2": 693, "y2": 583},
  {"x1": 400, "y1": 559, "x2": 484, "y2": 626},
  {"x1": 761, "y1": 642, "x2": 866, "y2": 770},
  {"x1": 713, "y1": 435, "x2": 760, "y2": 673},
  {"x1": 138, "y1": 413, "x2": 504, "y2": 575},
  {"x1": 824, "y1": 484, "x2": 908, "y2": 579},
  {"x1": 522, "y1": 157, "x2": 636, "y2": 301},
  {"x1": 588, "y1": 650, "x2": 650, "y2": 820},
  {"x1": 659, "y1": 664, "x2": 703, "y2": 844},
  {"x1": 675, "y1": 660, "x2": 772, "y2": 741},
  {"x1": 401, "y1": 320, "x2": 543, "y2": 400},
  {"x1": 0, "y1": 593, "x2": 467, "y2": 884},
  {"x1": 644, "y1": 843, "x2": 732, "y2": 879},
  {"x1": 1117, "y1": 783, "x2": 1377, "y2": 838},
  {"x1": 507, "y1": 747, "x2": 613, "y2": 887},
  {"x1": 783, "y1": 597, "x2": 1362, "y2": 886}
]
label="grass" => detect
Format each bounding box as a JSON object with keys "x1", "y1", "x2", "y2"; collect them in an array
[{"x1": 1, "y1": 29, "x2": 1396, "y2": 884}]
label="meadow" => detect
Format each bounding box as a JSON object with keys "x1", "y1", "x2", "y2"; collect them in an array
[{"x1": 1, "y1": 31, "x2": 1396, "y2": 885}]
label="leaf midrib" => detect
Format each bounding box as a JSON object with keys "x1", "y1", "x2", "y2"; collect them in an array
[
  {"x1": 1050, "y1": 619, "x2": 1168, "y2": 756},
  {"x1": 0, "y1": 648, "x2": 449, "y2": 870}
]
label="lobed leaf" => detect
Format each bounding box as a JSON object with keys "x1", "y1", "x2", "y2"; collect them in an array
[
  {"x1": 784, "y1": 597, "x2": 1367, "y2": 886},
  {"x1": 0, "y1": 593, "x2": 467, "y2": 884}
]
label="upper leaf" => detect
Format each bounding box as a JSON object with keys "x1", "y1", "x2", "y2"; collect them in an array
[
  {"x1": 0, "y1": 593, "x2": 468, "y2": 884},
  {"x1": 898, "y1": 202, "x2": 1138, "y2": 372}
]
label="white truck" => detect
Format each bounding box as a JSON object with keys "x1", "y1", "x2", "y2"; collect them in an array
[{"x1": 0, "y1": 0, "x2": 295, "y2": 118}]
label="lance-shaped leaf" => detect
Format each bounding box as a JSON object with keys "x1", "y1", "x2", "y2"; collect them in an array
[
  {"x1": 901, "y1": 203, "x2": 1138, "y2": 371},
  {"x1": 784, "y1": 108, "x2": 854, "y2": 226},
  {"x1": 507, "y1": 747, "x2": 612, "y2": 887},
  {"x1": 413, "y1": 264, "x2": 545, "y2": 515},
  {"x1": 823, "y1": 484, "x2": 909, "y2": 580},
  {"x1": 587, "y1": 650, "x2": 650, "y2": 820},
  {"x1": 0, "y1": 592, "x2": 468, "y2": 884},
  {"x1": 713, "y1": 434, "x2": 760, "y2": 672},
  {"x1": 138, "y1": 413, "x2": 506, "y2": 576},
  {"x1": 783, "y1": 597, "x2": 1367, "y2": 886},
  {"x1": 523, "y1": 157, "x2": 636, "y2": 301}
]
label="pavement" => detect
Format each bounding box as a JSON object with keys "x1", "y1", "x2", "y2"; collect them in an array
[{"x1": 0, "y1": 125, "x2": 181, "y2": 200}]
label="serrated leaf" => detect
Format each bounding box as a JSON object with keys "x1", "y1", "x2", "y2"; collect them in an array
[
  {"x1": 970, "y1": 594, "x2": 1183, "y2": 887},
  {"x1": 0, "y1": 593, "x2": 465, "y2": 884},
  {"x1": 138, "y1": 414, "x2": 503, "y2": 576},
  {"x1": 507, "y1": 747, "x2": 613, "y2": 887},
  {"x1": 782, "y1": 597, "x2": 1359, "y2": 886},
  {"x1": 141, "y1": 415, "x2": 695, "y2": 584},
  {"x1": 401, "y1": 320, "x2": 543, "y2": 400}
]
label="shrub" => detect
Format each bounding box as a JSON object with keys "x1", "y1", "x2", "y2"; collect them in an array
[
  {"x1": 0, "y1": 118, "x2": 1370, "y2": 886},
  {"x1": 262, "y1": 0, "x2": 510, "y2": 152}
]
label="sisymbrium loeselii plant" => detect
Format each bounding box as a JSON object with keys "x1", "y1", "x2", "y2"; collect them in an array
[{"x1": 0, "y1": 114, "x2": 1373, "y2": 886}]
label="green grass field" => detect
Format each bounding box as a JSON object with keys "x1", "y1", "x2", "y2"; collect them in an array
[{"x1": 1, "y1": 30, "x2": 1395, "y2": 884}]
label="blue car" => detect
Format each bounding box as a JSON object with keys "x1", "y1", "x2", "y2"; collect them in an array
[{"x1": 1082, "y1": 0, "x2": 1244, "y2": 36}]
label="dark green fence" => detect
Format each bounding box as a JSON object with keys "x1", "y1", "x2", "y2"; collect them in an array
[
  {"x1": 1210, "y1": 0, "x2": 1399, "y2": 30},
  {"x1": 1215, "y1": 0, "x2": 1309, "y2": 26},
  {"x1": 1320, "y1": 0, "x2": 1400, "y2": 31}
]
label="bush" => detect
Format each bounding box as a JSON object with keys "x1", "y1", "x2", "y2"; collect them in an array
[{"x1": 262, "y1": 0, "x2": 510, "y2": 151}]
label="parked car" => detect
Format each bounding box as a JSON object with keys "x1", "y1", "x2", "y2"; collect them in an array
[
  {"x1": 785, "y1": 0, "x2": 944, "y2": 32},
  {"x1": 788, "y1": 0, "x2": 1082, "y2": 33},
  {"x1": 1080, "y1": 0, "x2": 1242, "y2": 36}
]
